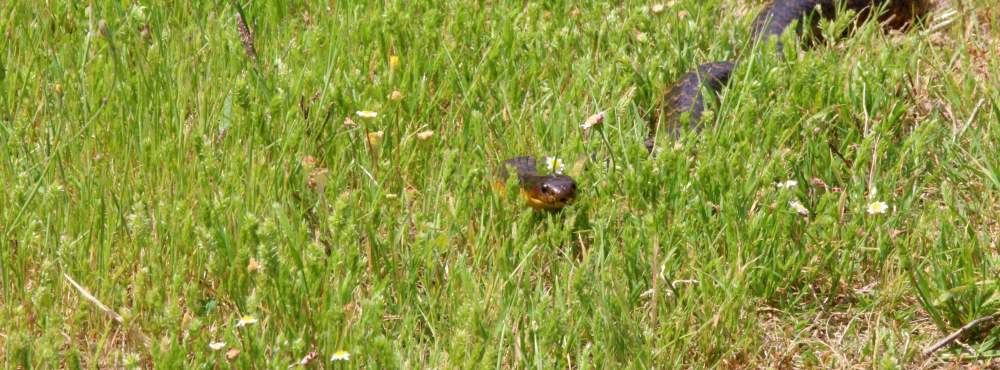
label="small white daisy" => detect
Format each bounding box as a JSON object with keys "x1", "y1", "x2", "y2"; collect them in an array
[
  {"x1": 355, "y1": 110, "x2": 378, "y2": 119},
  {"x1": 775, "y1": 180, "x2": 798, "y2": 189},
  {"x1": 330, "y1": 350, "x2": 350, "y2": 361},
  {"x1": 789, "y1": 199, "x2": 809, "y2": 216},
  {"x1": 209, "y1": 341, "x2": 226, "y2": 351},
  {"x1": 867, "y1": 201, "x2": 889, "y2": 215},
  {"x1": 235, "y1": 315, "x2": 258, "y2": 328},
  {"x1": 545, "y1": 157, "x2": 565, "y2": 175}
]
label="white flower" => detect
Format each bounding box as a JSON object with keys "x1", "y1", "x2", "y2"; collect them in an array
[
  {"x1": 580, "y1": 111, "x2": 605, "y2": 130},
  {"x1": 605, "y1": 10, "x2": 619, "y2": 23},
  {"x1": 355, "y1": 111, "x2": 378, "y2": 119},
  {"x1": 789, "y1": 199, "x2": 809, "y2": 216},
  {"x1": 867, "y1": 201, "x2": 888, "y2": 215},
  {"x1": 235, "y1": 315, "x2": 258, "y2": 328},
  {"x1": 544, "y1": 157, "x2": 565, "y2": 175},
  {"x1": 129, "y1": 4, "x2": 147, "y2": 22},
  {"x1": 415, "y1": 130, "x2": 434, "y2": 140},
  {"x1": 775, "y1": 180, "x2": 798, "y2": 189},
  {"x1": 274, "y1": 57, "x2": 289, "y2": 76},
  {"x1": 330, "y1": 350, "x2": 350, "y2": 361},
  {"x1": 209, "y1": 341, "x2": 226, "y2": 351}
]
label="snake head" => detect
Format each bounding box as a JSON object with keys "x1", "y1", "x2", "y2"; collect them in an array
[
  {"x1": 520, "y1": 174, "x2": 577, "y2": 210},
  {"x1": 498, "y1": 156, "x2": 578, "y2": 210}
]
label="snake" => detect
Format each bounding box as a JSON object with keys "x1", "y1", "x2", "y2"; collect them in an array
[{"x1": 501, "y1": 0, "x2": 930, "y2": 210}]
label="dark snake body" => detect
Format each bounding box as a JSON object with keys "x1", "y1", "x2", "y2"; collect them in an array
[
  {"x1": 647, "y1": 0, "x2": 930, "y2": 151},
  {"x1": 507, "y1": 0, "x2": 930, "y2": 210}
]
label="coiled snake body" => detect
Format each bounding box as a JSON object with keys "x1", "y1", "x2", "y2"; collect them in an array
[{"x1": 504, "y1": 0, "x2": 930, "y2": 210}]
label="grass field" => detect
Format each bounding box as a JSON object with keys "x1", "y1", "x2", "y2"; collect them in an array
[{"x1": 2, "y1": 0, "x2": 999, "y2": 368}]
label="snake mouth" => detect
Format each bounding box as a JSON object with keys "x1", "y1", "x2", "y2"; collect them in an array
[{"x1": 521, "y1": 188, "x2": 575, "y2": 210}]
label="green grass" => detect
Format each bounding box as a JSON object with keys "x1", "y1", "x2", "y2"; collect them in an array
[{"x1": 1, "y1": 0, "x2": 998, "y2": 368}]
